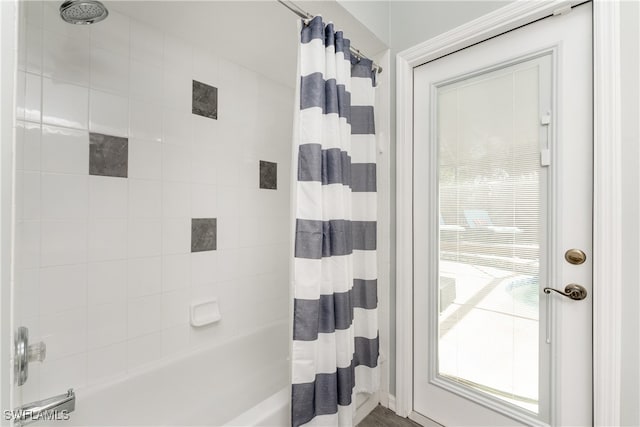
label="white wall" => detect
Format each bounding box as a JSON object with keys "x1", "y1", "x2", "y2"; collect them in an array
[
  {"x1": 338, "y1": 0, "x2": 390, "y2": 46},
  {"x1": 389, "y1": 0, "x2": 506, "y2": 52},
  {"x1": 372, "y1": 48, "x2": 392, "y2": 408},
  {"x1": 620, "y1": 1, "x2": 640, "y2": 425},
  {"x1": 13, "y1": 0, "x2": 292, "y2": 403},
  {"x1": 337, "y1": 0, "x2": 507, "y2": 52}
]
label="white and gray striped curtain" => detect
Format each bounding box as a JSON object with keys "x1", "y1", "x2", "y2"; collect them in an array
[{"x1": 291, "y1": 16, "x2": 379, "y2": 427}]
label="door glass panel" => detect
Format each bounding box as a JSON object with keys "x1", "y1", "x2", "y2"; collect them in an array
[{"x1": 436, "y1": 58, "x2": 549, "y2": 415}]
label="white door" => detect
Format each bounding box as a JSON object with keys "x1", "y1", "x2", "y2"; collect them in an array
[{"x1": 413, "y1": 3, "x2": 592, "y2": 426}]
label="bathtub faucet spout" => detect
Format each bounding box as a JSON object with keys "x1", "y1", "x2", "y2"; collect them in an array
[{"x1": 12, "y1": 388, "x2": 75, "y2": 426}]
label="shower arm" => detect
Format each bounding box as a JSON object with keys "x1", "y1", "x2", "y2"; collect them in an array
[{"x1": 277, "y1": 0, "x2": 383, "y2": 74}]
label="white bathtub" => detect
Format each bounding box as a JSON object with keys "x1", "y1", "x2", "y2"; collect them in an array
[
  {"x1": 223, "y1": 386, "x2": 375, "y2": 427},
  {"x1": 66, "y1": 321, "x2": 289, "y2": 426},
  {"x1": 225, "y1": 387, "x2": 290, "y2": 426}
]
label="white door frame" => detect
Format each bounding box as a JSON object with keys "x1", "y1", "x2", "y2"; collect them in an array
[
  {"x1": 395, "y1": 1, "x2": 622, "y2": 425},
  {"x1": 0, "y1": 0, "x2": 18, "y2": 422}
]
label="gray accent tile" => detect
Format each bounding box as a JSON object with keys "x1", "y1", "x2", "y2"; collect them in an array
[
  {"x1": 260, "y1": 160, "x2": 277, "y2": 190},
  {"x1": 192, "y1": 80, "x2": 218, "y2": 120},
  {"x1": 89, "y1": 133, "x2": 128, "y2": 178},
  {"x1": 191, "y1": 218, "x2": 216, "y2": 252}
]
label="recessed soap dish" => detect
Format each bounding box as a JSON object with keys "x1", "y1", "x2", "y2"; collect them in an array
[{"x1": 190, "y1": 299, "x2": 221, "y2": 327}]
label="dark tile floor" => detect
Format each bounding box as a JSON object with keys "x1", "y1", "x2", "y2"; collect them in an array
[{"x1": 357, "y1": 406, "x2": 422, "y2": 427}]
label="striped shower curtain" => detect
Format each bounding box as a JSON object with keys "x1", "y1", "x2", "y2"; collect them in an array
[{"x1": 291, "y1": 16, "x2": 379, "y2": 427}]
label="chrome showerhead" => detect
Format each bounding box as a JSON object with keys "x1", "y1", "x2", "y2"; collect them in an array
[{"x1": 60, "y1": 0, "x2": 108, "y2": 25}]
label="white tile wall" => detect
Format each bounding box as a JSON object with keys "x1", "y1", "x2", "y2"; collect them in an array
[
  {"x1": 88, "y1": 176, "x2": 128, "y2": 218},
  {"x1": 88, "y1": 260, "x2": 127, "y2": 306},
  {"x1": 88, "y1": 219, "x2": 127, "y2": 262},
  {"x1": 130, "y1": 60, "x2": 163, "y2": 102},
  {"x1": 42, "y1": 29, "x2": 90, "y2": 85},
  {"x1": 42, "y1": 77, "x2": 88, "y2": 130},
  {"x1": 90, "y1": 47, "x2": 129, "y2": 94},
  {"x1": 161, "y1": 254, "x2": 191, "y2": 292},
  {"x1": 15, "y1": 268, "x2": 40, "y2": 320},
  {"x1": 40, "y1": 308, "x2": 87, "y2": 360},
  {"x1": 127, "y1": 331, "x2": 161, "y2": 370},
  {"x1": 161, "y1": 289, "x2": 190, "y2": 329},
  {"x1": 128, "y1": 179, "x2": 162, "y2": 218},
  {"x1": 25, "y1": 24, "x2": 43, "y2": 75},
  {"x1": 40, "y1": 220, "x2": 88, "y2": 266},
  {"x1": 162, "y1": 182, "x2": 191, "y2": 218},
  {"x1": 14, "y1": 1, "x2": 293, "y2": 399},
  {"x1": 129, "y1": 102, "x2": 162, "y2": 143},
  {"x1": 41, "y1": 125, "x2": 89, "y2": 174},
  {"x1": 161, "y1": 143, "x2": 191, "y2": 182},
  {"x1": 22, "y1": 121, "x2": 42, "y2": 171},
  {"x1": 87, "y1": 302, "x2": 127, "y2": 349},
  {"x1": 130, "y1": 24, "x2": 163, "y2": 67},
  {"x1": 41, "y1": 174, "x2": 88, "y2": 219},
  {"x1": 127, "y1": 256, "x2": 161, "y2": 299},
  {"x1": 40, "y1": 353, "x2": 87, "y2": 398},
  {"x1": 90, "y1": 10, "x2": 129, "y2": 56},
  {"x1": 20, "y1": 172, "x2": 41, "y2": 220},
  {"x1": 39, "y1": 264, "x2": 87, "y2": 316},
  {"x1": 162, "y1": 69, "x2": 192, "y2": 111},
  {"x1": 89, "y1": 90, "x2": 129, "y2": 137},
  {"x1": 128, "y1": 139, "x2": 162, "y2": 180},
  {"x1": 24, "y1": 72, "x2": 42, "y2": 123},
  {"x1": 162, "y1": 110, "x2": 192, "y2": 146},
  {"x1": 127, "y1": 294, "x2": 162, "y2": 339},
  {"x1": 191, "y1": 251, "x2": 218, "y2": 286},
  {"x1": 190, "y1": 183, "x2": 216, "y2": 218},
  {"x1": 87, "y1": 342, "x2": 127, "y2": 385},
  {"x1": 162, "y1": 218, "x2": 190, "y2": 255},
  {"x1": 161, "y1": 324, "x2": 190, "y2": 358}
]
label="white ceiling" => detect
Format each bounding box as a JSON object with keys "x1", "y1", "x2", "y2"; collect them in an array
[{"x1": 109, "y1": 1, "x2": 388, "y2": 88}]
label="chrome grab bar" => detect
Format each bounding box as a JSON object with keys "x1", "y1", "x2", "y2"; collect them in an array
[{"x1": 14, "y1": 389, "x2": 75, "y2": 426}]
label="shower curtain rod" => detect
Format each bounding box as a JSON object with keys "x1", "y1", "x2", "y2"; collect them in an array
[{"x1": 277, "y1": 0, "x2": 383, "y2": 74}]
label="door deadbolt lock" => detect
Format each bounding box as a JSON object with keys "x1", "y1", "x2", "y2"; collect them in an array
[
  {"x1": 565, "y1": 248, "x2": 587, "y2": 265},
  {"x1": 543, "y1": 283, "x2": 588, "y2": 301}
]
